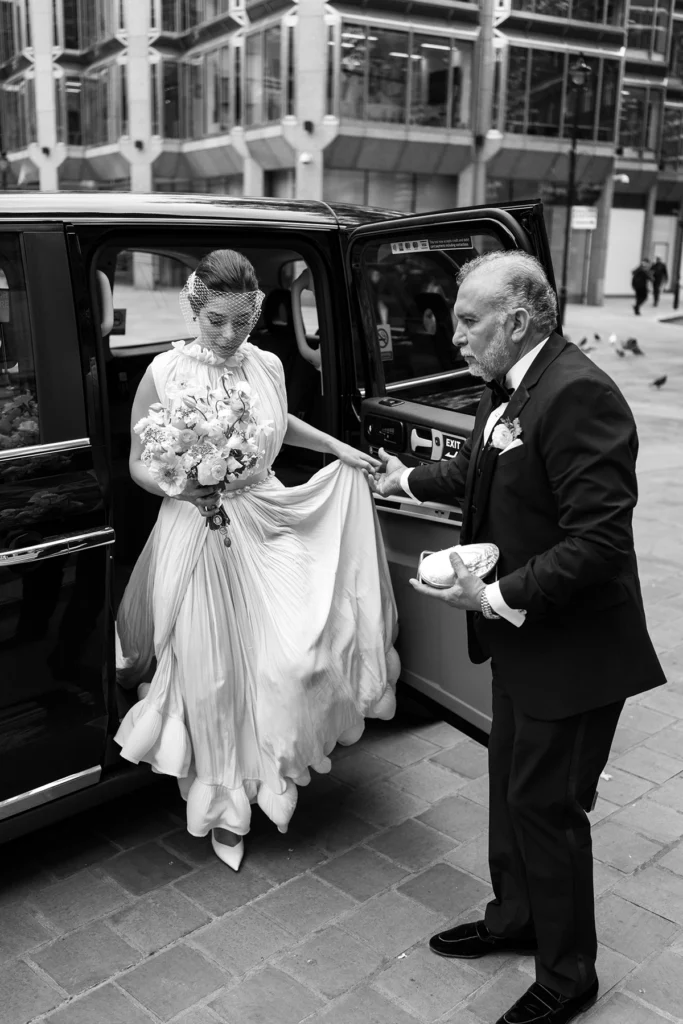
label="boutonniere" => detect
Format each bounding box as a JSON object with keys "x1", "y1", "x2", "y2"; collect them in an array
[{"x1": 490, "y1": 417, "x2": 522, "y2": 451}]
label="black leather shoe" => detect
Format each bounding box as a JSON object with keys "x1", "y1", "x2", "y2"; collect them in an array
[
  {"x1": 496, "y1": 979, "x2": 599, "y2": 1024},
  {"x1": 429, "y1": 920, "x2": 537, "y2": 959}
]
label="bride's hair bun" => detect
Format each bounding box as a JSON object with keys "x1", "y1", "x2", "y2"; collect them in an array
[{"x1": 188, "y1": 249, "x2": 259, "y2": 315}]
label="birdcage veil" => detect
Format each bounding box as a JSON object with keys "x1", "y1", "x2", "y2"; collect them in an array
[{"x1": 179, "y1": 270, "x2": 265, "y2": 350}]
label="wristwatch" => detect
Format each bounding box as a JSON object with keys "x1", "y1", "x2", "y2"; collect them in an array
[{"x1": 480, "y1": 589, "x2": 501, "y2": 621}]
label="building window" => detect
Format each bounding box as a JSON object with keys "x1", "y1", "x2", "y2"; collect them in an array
[
  {"x1": 120, "y1": 63, "x2": 128, "y2": 135},
  {"x1": 367, "y1": 27, "x2": 409, "y2": 124},
  {"x1": 244, "y1": 24, "x2": 286, "y2": 126},
  {"x1": 151, "y1": 59, "x2": 182, "y2": 137},
  {"x1": 510, "y1": 0, "x2": 625, "y2": 24},
  {"x1": 206, "y1": 45, "x2": 230, "y2": 134},
  {"x1": 619, "y1": 84, "x2": 662, "y2": 152},
  {"x1": 154, "y1": 0, "x2": 229, "y2": 31},
  {"x1": 185, "y1": 59, "x2": 205, "y2": 137},
  {"x1": 338, "y1": 23, "x2": 472, "y2": 128},
  {"x1": 411, "y1": 36, "x2": 450, "y2": 127},
  {"x1": 234, "y1": 42, "x2": 241, "y2": 126},
  {"x1": 505, "y1": 48, "x2": 529, "y2": 133},
  {"x1": 340, "y1": 23, "x2": 366, "y2": 119},
  {"x1": 0, "y1": 0, "x2": 17, "y2": 63},
  {"x1": 55, "y1": 0, "x2": 116, "y2": 51},
  {"x1": 527, "y1": 50, "x2": 563, "y2": 136},
  {"x1": 505, "y1": 47, "x2": 620, "y2": 143},
  {"x1": 286, "y1": 23, "x2": 295, "y2": 117},
  {"x1": 326, "y1": 23, "x2": 335, "y2": 116},
  {"x1": 263, "y1": 25, "x2": 282, "y2": 122},
  {"x1": 671, "y1": 21, "x2": 683, "y2": 77},
  {"x1": 55, "y1": 74, "x2": 83, "y2": 144},
  {"x1": 598, "y1": 60, "x2": 619, "y2": 142},
  {"x1": 63, "y1": 0, "x2": 79, "y2": 48},
  {"x1": 628, "y1": 0, "x2": 671, "y2": 56},
  {"x1": 245, "y1": 32, "x2": 262, "y2": 125},
  {"x1": 0, "y1": 76, "x2": 36, "y2": 150},
  {"x1": 161, "y1": 0, "x2": 176, "y2": 31},
  {"x1": 162, "y1": 59, "x2": 180, "y2": 138},
  {"x1": 661, "y1": 104, "x2": 683, "y2": 169},
  {"x1": 83, "y1": 65, "x2": 117, "y2": 145},
  {"x1": 619, "y1": 86, "x2": 647, "y2": 148}
]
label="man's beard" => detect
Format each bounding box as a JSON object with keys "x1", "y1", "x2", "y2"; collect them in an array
[{"x1": 465, "y1": 322, "x2": 511, "y2": 381}]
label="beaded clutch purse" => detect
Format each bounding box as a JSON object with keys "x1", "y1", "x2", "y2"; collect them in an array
[{"x1": 418, "y1": 543, "x2": 500, "y2": 590}]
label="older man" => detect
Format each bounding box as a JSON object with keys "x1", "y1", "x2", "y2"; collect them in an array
[{"x1": 374, "y1": 251, "x2": 665, "y2": 1024}]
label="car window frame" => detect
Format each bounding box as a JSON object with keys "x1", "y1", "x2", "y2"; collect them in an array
[
  {"x1": 0, "y1": 224, "x2": 88, "y2": 459},
  {"x1": 80, "y1": 224, "x2": 344, "y2": 438}
]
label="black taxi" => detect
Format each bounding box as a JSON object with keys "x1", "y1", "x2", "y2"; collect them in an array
[{"x1": 0, "y1": 193, "x2": 556, "y2": 838}]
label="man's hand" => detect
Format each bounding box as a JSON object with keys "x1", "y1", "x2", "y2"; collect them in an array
[
  {"x1": 409, "y1": 550, "x2": 485, "y2": 611},
  {"x1": 370, "y1": 447, "x2": 410, "y2": 497}
]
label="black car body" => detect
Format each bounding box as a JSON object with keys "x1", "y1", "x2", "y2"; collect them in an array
[{"x1": 0, "y1": 193, "x2": 556, "y2": 839}]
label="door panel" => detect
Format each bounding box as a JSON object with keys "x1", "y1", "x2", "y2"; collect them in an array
[
  {"x1": 349, "y1": 203, "x2": 555, "y2": 732},
  {"x1": 0, "y1": 444, "x2": 111, "y2": 805},
  {"x1": 364, "y1": 396, "x2": 492, "y2": 730},
  {"x1": 0, "y1": 228, "x2": 111, "y2": 816}
]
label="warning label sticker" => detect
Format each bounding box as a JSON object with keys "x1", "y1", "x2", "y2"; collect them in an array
[
  {"x1": 377, "y1": 324, "x2": 393, "y2": 362},
  {"x1": 390, "y1": 237, "x2": 473, "y2": 255},
  {"x1": 390, "y1": 239, "x2": 430, "y2": 255}
]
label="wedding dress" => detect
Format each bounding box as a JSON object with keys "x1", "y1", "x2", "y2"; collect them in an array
[{"x1": 114, "y1": 338, "x2": 399, "y2": 837}]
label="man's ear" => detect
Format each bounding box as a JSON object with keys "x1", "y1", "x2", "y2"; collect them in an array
[{"x1": 510, "y1": 307, "x2": 531, "y2": 343}]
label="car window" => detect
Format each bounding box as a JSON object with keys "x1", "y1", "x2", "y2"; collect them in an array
[
  {"x1": 0, "y1": 236, "x2": 41, "y2": 451},
  {"x1": 356, "y1": 228, "x2": 507, "y2": 399},
  {"x1": 109, "y1": 251, "x2": 193, "y2": 349}
]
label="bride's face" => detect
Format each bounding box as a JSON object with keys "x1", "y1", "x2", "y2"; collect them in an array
[{"x1": 197, "y1": 293, "x2": 255, "y2": 353}]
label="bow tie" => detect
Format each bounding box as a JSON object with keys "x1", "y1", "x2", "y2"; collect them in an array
[{"x1": 486, "y1": 379, "x2": 513, "y2": 408}]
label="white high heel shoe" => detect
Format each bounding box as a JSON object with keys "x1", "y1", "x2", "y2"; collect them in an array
[{"x1": 211, "y1": 831, "x2": 244, "y2": 872}]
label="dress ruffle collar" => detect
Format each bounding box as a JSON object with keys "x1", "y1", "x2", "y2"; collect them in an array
[{"x1": 172, "y1": 339, "x2": 253, "y2": 368}]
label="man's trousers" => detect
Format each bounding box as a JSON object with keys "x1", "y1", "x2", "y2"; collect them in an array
[{"x1": 484, "y1": 681, "x2": 623, "y2": 997}]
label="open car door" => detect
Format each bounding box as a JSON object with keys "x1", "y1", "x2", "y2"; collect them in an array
[{"x1": 345, "y1": 202, "x2": 556, "y2": 733}]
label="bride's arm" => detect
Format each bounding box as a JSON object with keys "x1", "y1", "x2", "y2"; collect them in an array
[
  {"x1": 283, "y1": 414, "x2": 380, "y2": 473},
  {"x1": 129, "y1": 367, "x2": 168, "y2": 498},
  {"x1": 128, "y1": 366, "x2": 222, "y2": 509}
]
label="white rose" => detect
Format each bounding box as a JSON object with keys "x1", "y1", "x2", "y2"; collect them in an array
[
  {"x1": 491, "y1": 423, "x2": 514, "y2": 450},
  {"x1": 197, "y1": 456, "x2": 228, "y2": 486}
]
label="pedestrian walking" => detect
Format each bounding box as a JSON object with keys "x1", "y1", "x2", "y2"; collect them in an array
[
  {"x1": 632, "y1": 259, "x2": 651, "y2": 315},
  {"x1": 373, "y1": 250, "x2": 666, "y2": 1024},
  {"x1": 651, "y1": 256, "x2": 669, "y2": 306}
]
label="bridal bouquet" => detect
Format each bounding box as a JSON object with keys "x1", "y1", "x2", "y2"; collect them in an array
[{"x1": 134, "y1": 373, "x2": 273, "y2": 546}]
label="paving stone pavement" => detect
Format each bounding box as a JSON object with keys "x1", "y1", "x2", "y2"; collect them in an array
[{"x1": 2, "y1": 299, "x2": 683, "y2": 1024}]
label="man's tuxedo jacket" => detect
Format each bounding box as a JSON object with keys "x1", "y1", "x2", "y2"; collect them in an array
[{"x1": 408, "y1": 332, "x2": 666, "y2": 720}]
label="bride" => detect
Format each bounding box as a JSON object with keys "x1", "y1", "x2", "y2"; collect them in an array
[{"x1": 115, "y1": 249, "x2": 400, "y2": 870}]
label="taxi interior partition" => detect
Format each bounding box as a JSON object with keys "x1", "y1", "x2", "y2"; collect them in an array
[{"x1": 346, "y1": 203, "x2": 555, "y2": 732}]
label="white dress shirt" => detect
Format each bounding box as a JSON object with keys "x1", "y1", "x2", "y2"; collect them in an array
[{"x1": 401, "y1": 338, "x2": 548, "y2": 627}]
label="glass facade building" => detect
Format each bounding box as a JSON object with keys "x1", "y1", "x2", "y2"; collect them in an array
[{"x1": 1, "y1": 0, "x2": 683, "y2": 301}]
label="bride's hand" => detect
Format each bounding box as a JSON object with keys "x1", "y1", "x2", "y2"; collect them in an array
[
  {"x1": 331, "y1": 441, "x2": 381, "y2": 476},
  {"x1": 177, "y1": 481, "x2": 223, "y2": 517}
]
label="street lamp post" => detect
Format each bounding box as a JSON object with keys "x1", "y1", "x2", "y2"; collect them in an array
[{"x1": 559, "y1": 55, "x2": 591, "y2": 329}]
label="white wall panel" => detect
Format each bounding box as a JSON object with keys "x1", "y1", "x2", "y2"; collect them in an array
[{"x1": 604, "y1": 208, "x2": 645, "y2": 296}]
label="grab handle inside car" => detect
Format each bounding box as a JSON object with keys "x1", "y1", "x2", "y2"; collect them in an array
[{"x1": 96, "y1": 270, "x2": 114, "y2": 337}]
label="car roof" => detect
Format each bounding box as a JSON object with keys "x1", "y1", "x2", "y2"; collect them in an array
[{"x1": 0, "y1": 191, "x2": 403, "y2": 228}]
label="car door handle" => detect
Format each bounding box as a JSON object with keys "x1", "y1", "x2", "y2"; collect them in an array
[
  {"x1": 373, "y1": 493, "x2": 462, "y2": 526},
  {"x1": 0, "y1": 527, "x2": 116, "y2": 565}
]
